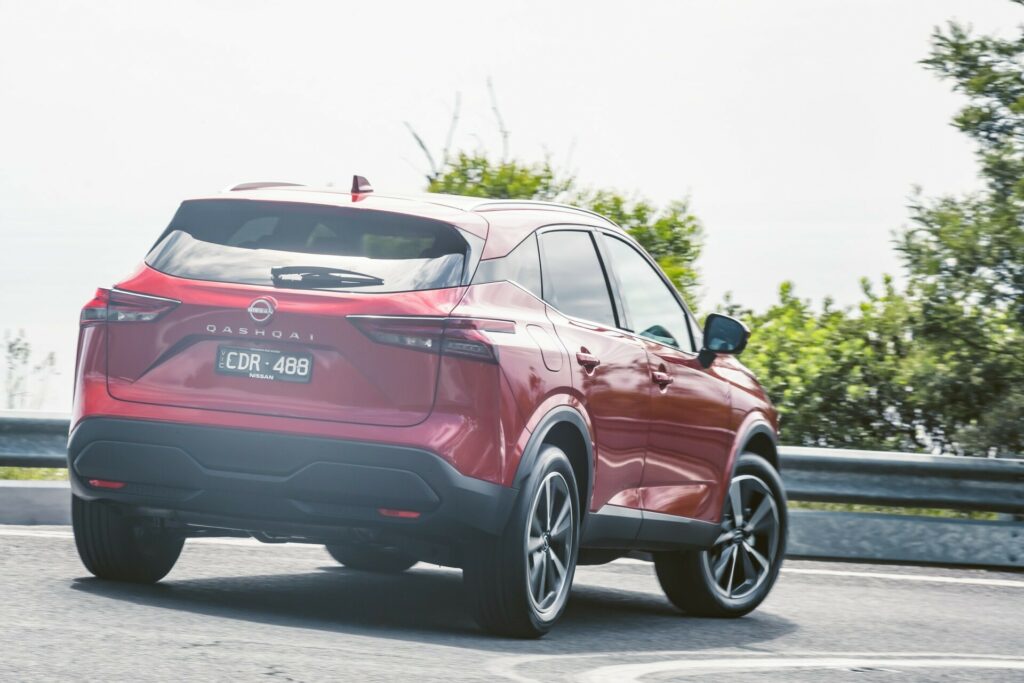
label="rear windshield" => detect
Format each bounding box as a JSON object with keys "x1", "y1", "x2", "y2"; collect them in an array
[{"x1": 146, "y1": 199, "x2": 476, "y2": 292}]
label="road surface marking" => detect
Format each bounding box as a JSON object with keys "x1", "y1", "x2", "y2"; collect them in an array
[
  {"x1": 0, "y1": 527, "x2": 70, "y2": 539},
  {"x1": 779, "y1": 566, "x2": 1024, "y2": 588},
  {"x1": 488, "y1": 652, "x2": 1024, "y2": 683},
  {"x1": 613, "y1": 556, "x2": 1024, "y2": 588},
  {"x1": 577, "y1": 655, "x2": 1024, "y2": 682}
]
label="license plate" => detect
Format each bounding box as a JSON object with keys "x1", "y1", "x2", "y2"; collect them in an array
[{"x1": 215, "y1": 346, "x2": 313, "y2": 383}]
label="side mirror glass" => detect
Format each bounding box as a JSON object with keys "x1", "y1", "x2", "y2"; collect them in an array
[{"x1": 699, "y1": 313, "x2": 749, "y2": 366}]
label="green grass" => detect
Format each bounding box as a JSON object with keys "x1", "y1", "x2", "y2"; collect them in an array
[
  {"x1": 789, "y1": 500, "x2": 999, "y2": 521},
  {"x1": 0, "y1": 467, "x2": 68, "y2": 481}
]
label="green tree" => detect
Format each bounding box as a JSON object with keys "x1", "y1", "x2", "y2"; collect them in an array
[
  {"x1": 427, "y1": 154, "x2": 704, "y2": 308},
  {"x1": 427, "y1": 152, "x2": 570, "y2": 201},
  {"x1": 896, "y1": 5, "x2": 1024, "y2": 455},
  {"x1": 725, "y1": 279, "x2": 918, "y2": 450},
  {"x1": 728, "y1": 4, "x2": 1024, "y2": 456}
]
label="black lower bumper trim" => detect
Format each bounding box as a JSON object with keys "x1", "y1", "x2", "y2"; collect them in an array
[{"x1": 68, "y1": 418, "x2": 516, "y2": 542}]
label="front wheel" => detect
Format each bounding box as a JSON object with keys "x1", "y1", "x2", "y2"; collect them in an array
[
  {"x1": 464, "y1": 445, "x2": 580, "y2": 638},
  {"x1": 654, "y1": 453, "x2": 786, "y2": 617},
  {"x1": 72, "y1": 495, "x2": 184, "y2": 583}
]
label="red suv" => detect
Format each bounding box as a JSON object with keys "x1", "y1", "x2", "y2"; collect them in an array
[{"x1": 69, "y1": 179, "x2": 786, "y2": 637}]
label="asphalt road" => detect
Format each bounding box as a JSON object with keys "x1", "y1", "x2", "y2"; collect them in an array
[{"x1": 2, "y1": 525, "x2": 1022, "y2": 682}]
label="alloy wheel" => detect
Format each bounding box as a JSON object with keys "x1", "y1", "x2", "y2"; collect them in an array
[
  {"x1": 701, "y1": 474, "x2": 780, "y2": 600},
  {"x1": 524, "y1": 471, "x2": 574, "y2": 618}
]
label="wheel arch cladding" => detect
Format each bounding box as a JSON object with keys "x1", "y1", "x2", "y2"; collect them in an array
[
  {"x1": 741, "y1": 424, "x2": 779, "y2": 472},
  {"x1": 514, "y1": 406, "x2": 593, "y2": 517}
]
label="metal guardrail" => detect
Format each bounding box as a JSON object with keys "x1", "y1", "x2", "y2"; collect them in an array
[
  {"x1": 0, "y1": 413, "x2": 70, "y2": 468},
  {"x1": 2, "y1": 413, "x2": 1022, "y2": 567},
  {"x1": 780, "y1": 445, "x2": 1024, "y2": 515}
]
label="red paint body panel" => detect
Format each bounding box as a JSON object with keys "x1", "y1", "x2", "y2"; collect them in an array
[
  {"x1": 106, "y1": 265, "x2": 463, "y2": 427},
  {"x1": 72, "y1": 188, "x2": 778, "y2": 540},
  {"x1": 708, "y1": 356, "x2": 780, "y2": 518},
  {"x1": 637, "y1": 341, "x2": 736, "y2": 522},
  {"x1": 543, "y1": 308, "x2": 650, "y2": 511}
]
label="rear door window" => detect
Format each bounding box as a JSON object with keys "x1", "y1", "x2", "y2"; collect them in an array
[
  {"x1": 538, "y1": 230, "x2": 617, "y2": 327},
  {"x1": 146, "y1": 199, "x2": 475, "y2": 292}
]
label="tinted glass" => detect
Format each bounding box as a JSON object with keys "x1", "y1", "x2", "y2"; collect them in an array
[
  {"x1": 146, "y1": 199, "x2": 472, "y2": 292},
  {"x1": 539, "y1": 231, "x2": 616, "y2": 326},
  {"x1": 472, "y1": 233, "x2": 542, "y2": 297},
  {"x1": 603, "y1": 236, "x2": 692, "y2": 350}
]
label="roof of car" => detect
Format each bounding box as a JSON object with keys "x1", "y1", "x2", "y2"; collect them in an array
[{"x1": 189, "y1": 183, "x2": 624, "y2": 259}]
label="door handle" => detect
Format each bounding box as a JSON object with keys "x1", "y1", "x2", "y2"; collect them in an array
[
  {"x1": 652, "y1": 370, "x2": 673, "y2": 388},
  {"x1": 576, "y1": 351, "x2": 601, "y2": 370}
]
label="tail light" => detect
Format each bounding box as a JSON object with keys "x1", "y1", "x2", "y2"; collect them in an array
[
  {"x1": 442, "y1": 317, "x2": 515, "y2": 362},
  {"x1": 348, "y1": 315, "x2": 514, "y2": 363},
  {"x1": 80, "y1": 288, "x2": 179, "y2": 324}
]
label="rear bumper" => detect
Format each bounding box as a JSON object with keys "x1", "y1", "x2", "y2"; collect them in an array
[{"x1": 68, "y1": 418, "x2": 517, "y2": 543}]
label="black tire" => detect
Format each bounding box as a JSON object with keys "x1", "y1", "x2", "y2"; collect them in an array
[
  {"x1": 324, "y1": 544, "x2": 417, "y2": 573},
  {"x1": 654, "y1": 453, "x2": 787, "y2": 617},
  {"x1": 72, "y1": 495, "x2": 184, "y2": 584},
  {"x1": 463, "y1": 444, "x2": 580, "y2": 638}
]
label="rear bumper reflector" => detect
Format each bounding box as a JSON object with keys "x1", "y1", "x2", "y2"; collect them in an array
[
  {"x1": 87, "y1": 479, "x2": 127, "y2": 490},
  {"x1": 378, "y1": 508, "x2": 422, "y2": 519}
]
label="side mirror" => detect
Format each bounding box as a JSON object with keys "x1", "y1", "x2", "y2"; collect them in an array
[{"x1": 698, "y1": 313, "x2": 750, "y2": 368}]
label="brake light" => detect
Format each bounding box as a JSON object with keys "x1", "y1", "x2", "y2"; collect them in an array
[
  {"x1": 80, "y1": 288, "x2": 179, "y2": 324},
  {"x1": 348, "y1": 316, "x2": 514, "y2": 363},
  {"x1": 442, "y1": 317, "x2": 515, "y2": 362},
  {"x1": 349, "y1": 316, "x2": 445, "y2": 352}
]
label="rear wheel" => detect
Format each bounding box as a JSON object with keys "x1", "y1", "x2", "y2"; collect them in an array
[
  {"x1": 72, "y1": 495, "x2": 184, "y2": 583},
  {"x1": 325, "y1": 544, "x2": 417, "y2": 573},
  {"x1": 464, "y1": 445, "x2": 580, "y2": 638},
  {"x1": 654, "y1": 453, "x2": 786, "y2": 617}
]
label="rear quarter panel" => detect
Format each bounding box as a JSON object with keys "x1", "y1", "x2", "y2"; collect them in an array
[{"x1": 449, "y1": 281, "x2": 581, "y2": 488}]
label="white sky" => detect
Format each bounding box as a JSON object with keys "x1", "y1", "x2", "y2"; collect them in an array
[{"x1": 1, "y1": 0, "x2": 1020, "y2": 410}]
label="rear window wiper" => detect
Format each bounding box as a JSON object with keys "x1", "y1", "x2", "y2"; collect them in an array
[{"x1": 270, "y1": 266, "x2": 385, "y2": 289}]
